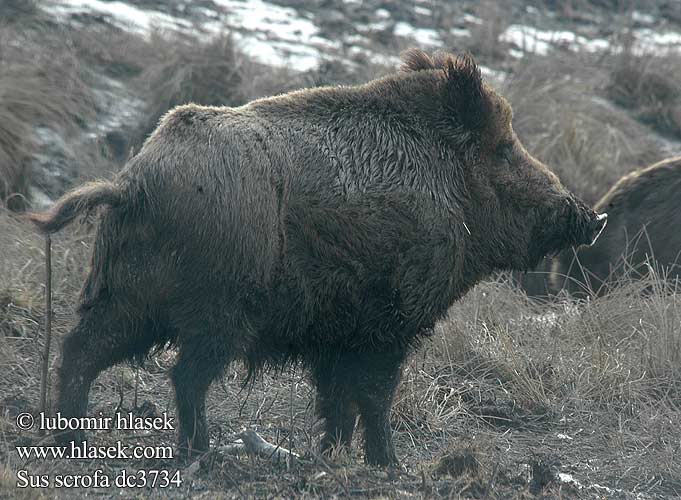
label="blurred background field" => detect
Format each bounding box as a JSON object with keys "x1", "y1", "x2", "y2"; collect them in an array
[{"x1": 1, "y1": 0, "x2": 681, "y2": 497}]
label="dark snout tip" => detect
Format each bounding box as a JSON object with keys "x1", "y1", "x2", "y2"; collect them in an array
[{"x1": 589, "y1": 212, "x2": 607, "y2": 246}]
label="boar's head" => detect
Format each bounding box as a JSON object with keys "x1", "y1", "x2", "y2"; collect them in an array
[{"x1": 402, "y1": 50, "x2": 607, "y2": 271}]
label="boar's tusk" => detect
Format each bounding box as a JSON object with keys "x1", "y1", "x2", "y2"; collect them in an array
[{"x1": 590, "y1": 213, "x2": 608, "y2": 246}]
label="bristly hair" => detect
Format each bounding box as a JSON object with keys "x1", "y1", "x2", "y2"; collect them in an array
[
  {"x1": 400, "y1": 48, "x2": 489, "y2": 133},
  {"x1": 399, "y1": 47, "x2": 439, "y2": 72}
]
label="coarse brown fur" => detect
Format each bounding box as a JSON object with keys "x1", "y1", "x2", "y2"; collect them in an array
[
  {"x1": 552, "y1": 157, "x2": 681, "y2": 295},
  {"x1": 28, "y1": 49, "x2": 605, "y2": 466}
]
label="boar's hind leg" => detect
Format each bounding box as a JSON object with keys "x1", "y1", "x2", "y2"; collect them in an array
[
  {"x1": 56, "y1": 302, "x2": 155, "y2": 444},
  {"x1": 312, "y1": 362, "x2": 359, "y2": 457},
  {"x1": 171, "y1": 336, "x2": 230, "y2": 458}
]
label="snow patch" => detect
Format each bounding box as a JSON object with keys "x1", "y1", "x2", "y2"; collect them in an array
[
  {"x1": 414, "y1": 6, "x2": 432, "y2": 17},
  {"x1": 501, "y1": 25, "x2": 610, "y2": 56},
  {"x1": 502, "y1": 23, "x2": 681, "y2": 58},
  {"x1": 394, "y1": 22, "x2": 441, "y2": 46},
  {"x1": 634, "y1": 28, "x2": 681, "y2": 54},
  {"x1": 46, "y1": 0, "x2": 189, "y2": 33},
  {"x1": 632, "y1": 11, "x2": 655, "y2": 25}
]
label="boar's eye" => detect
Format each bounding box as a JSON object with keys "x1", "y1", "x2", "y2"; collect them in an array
[{"x1": 496, "y1": 142, "x2": 515, "y2": 166}]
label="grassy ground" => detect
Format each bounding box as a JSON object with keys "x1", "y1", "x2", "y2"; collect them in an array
[{"x1": 1, "y1": 205, "x2": 680, "y2": 498}]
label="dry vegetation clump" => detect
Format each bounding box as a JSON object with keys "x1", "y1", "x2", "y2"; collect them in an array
[
  {"x1": 0, "y1": 207, "x2": 93, "y2": 415},
  {"x1": 428, "y1": 278, "x2": 681, "y2": 496},
  {"x1": 127, "y1": 31, "x2": 305, "y2": 155},
  {"x1": 606, "y1": 43, "x2": 681, "y2": 140},
  {"x1": 0, "y1": 24, "x2": 95, "y2": 211},
  {"x1": 69, "y1": 24, "x2": 160, "y2": 80},
  {"x1": 504, "y1": 53, "x2": 665, "y2": 205},
  {"x1": 0, "y1": 0, "x2": 38, "y2": 21},
  {"x1": 464, "y1": 0, "x2": 509, "y2": 61}
]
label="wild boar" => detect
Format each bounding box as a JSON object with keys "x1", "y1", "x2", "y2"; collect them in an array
[
  {"x1": 552, "y1": 156, "x2": 681, "y2": 295},
  {"x1": 29, "y1": 49, "x2": 606, "y2": 466}
]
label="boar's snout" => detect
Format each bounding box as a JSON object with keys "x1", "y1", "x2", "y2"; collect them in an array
[{"x1": 563, "y1": 196, "x2": 607, "y2": 247}]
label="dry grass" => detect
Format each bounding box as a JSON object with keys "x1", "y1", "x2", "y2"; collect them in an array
[
  {"x1": 0, "y1": 0, "x2": 38, "y2": 21},
  {"x1": 0, "y1": 23, "x2": 95, "y2": 211},
  {"x1": 69, "y1": 25, "x2": 159, "y2": 80},
  {"x1": 606, "y1": 41, "x2": 681, "y2": 140},
  {"x1": 127, "y1": 31, "x2": 305, "y2": 155},
  {"x1": 465, "y1": 0, "x2": 509, "y2": 61},
  {"x1": 504, "y1": 52, "x2": 665, "y2": 205}
]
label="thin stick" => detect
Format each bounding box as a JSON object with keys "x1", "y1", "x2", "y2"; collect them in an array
[
  {"x1": 39, "y1": 234, "x2": 53, "y2": 435},
  {"x1": 288, "y1": 366, "x2": 295, "y2": 470},
  {"x1": 134, "y1": 366, "x2": 139, "y2": 409}
]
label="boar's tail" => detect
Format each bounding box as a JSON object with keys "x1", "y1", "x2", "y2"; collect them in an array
[{"x1": 27, "y1": 181, "x2": 122, "y2": 233}]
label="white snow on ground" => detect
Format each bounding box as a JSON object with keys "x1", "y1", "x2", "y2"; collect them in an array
[
  {"x1": 44, "y1": 0, "x2": 681, "y2": 71},
  {"x1": 501, "y1": 25, "x2": 610, "y2": 56},
  {"x1": 414, "y1": 6, "x2": 432, "y2": 17},
  {"x1": 502, "y1": 23, "x2": 681, "y2": 57},
  {"x1": 557, "y1": 472, "x2": 652, "y2": 499},
  {"x1": 46, "y1": 0, "x2": 324, "y2": 70},
  {"x1": 46, "y1": 0, "x2": 190, "y2": 33},
  {"x1": 462, "y1": 13, "x2": 483, "y2": 25},
  {"x1": 634, "y1": 28, "x2": 681, "y2": 53},
  {"x1": 394, "y1": 22, "x2": 442, "y2": 46},
  {"x1": 479, "y1": 65, "x2": 507, "y2": 86},
  {"x1": 632, "y1": 10, "x2": 655, "y2": 25},
  {"x1": 213, "y1": 0, "x2": 317, "y2": 44}
]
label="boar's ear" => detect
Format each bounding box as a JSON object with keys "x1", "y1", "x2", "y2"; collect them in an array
[{"x1": 443, "y1": 53, "x2": 488, "y2": 131}]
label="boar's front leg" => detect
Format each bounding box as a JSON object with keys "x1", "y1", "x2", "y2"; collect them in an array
[
  {"x1": 171, "y1": 335, "x2": 230, "y2": 459},
  {"x1": 352, "y1": 351, "x2": 404, "y2": 466},
  {"x1": 313, "y1": 351, "x2": 404, "y2": 466},
  {"x1": 312, "y1": 361, "x2": 359, "y2": 457}
]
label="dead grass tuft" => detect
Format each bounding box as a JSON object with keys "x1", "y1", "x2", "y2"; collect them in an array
[
  {"x1": 433, "y1": 440, "x2": 479, "y2": 478},
  {"x1": 606, "y1": 42, "x2": 681, "y2": 139},
  {"x1": 465, "y1": 1, "x2": 509, "y2": 61},
  {"x1": 128, "y1": 31, "x2": 304, "y2": 154},
  {"x1": 0, "y1": 0, "x2": 37, "y2": 21},
  {"x1": 0, "y1": 25, "x2": 95, "y2": 211},
  {"x1": 505, "y1": 53, "x2": 664, "y2": 205}
]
